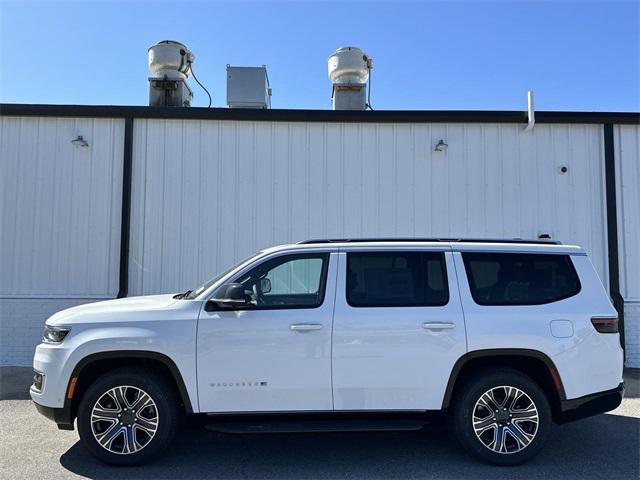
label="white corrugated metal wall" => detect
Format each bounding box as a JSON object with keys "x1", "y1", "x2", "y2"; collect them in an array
[
  {"x1": 0, "y1": 116, "x2": 124, "y2": 364},
  {"x1": 129, "y1": 120, "x2": 608, "y2": 297},
  {"x1": 3, "y1": 114, "x2": 636, "y2": 367},
  {"x1": 615, "y1": 125, "x2": 640, "y2": 367}
]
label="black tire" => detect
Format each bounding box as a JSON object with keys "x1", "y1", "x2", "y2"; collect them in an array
[
  {"x1": 452, "y1": 368, "x2": 552, "y2": 466},
  {"x1": 77, "y1": 367, "x2": 179, "y2": 466}
]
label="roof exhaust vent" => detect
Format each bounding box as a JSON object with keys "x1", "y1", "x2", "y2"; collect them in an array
[
  {"x1": 328, "y1": 46, "x2": 373, "y2": 111},
  {"x1": 148, "y1": 40, "x2": 194, "y2": 107}
]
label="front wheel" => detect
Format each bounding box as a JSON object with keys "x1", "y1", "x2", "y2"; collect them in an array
[
  {"x1": 77, "y1": 368, "x2": 179, "y2": 465},
  {"x1": 452, "y1": 368, "x2": 552, "y2": 465}
]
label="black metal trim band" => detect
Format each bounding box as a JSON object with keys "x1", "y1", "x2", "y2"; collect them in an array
[{"x1": 2, "y1": 103, "x2": 639, "y2": 124}]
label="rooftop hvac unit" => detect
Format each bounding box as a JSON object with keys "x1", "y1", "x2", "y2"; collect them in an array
[
  {"x1": 226, "y1": 66, "x2": 271, "y2": 109},
  {"x1": 148, "y1": 40, "x2": 194, "y2": 107},
  {"x1": 328, "y1": 46, "x2": 373, "y2": 110}
]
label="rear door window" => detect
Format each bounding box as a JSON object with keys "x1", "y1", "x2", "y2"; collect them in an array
[
  {"x1": 346, "y1": 252, "x2": 448, "y2": 307},
  {"x1": 462, "y1": 252, "x2": 581, "y2": 305}
]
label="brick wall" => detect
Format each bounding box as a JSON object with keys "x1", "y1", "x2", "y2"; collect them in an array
[
  {"x1": 0, "y1": 299, "x2": 97, "y2": 366},
  {"x1": 625, "y1": 302, "x2": 640, "y2": 368}
]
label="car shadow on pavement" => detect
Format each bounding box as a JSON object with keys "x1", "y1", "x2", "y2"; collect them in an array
[{"x1": 59, "y1": 413, "x2": 639, "y2": 480}]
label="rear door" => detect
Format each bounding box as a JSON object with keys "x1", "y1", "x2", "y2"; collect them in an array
[{"x1": 331, "y1": 248, "x2": 466, "y2": 410}]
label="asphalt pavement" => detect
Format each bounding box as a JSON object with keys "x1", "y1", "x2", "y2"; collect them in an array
[{"x1": 1, "y1": 367, "x2": 638, "y2": 480}]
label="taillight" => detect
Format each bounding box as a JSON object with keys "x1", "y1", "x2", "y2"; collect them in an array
[{"x1": 591, "y1": 316, "x2": 618, "y2": 334}]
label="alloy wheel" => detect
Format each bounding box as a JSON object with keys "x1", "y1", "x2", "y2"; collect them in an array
[
  {"x1": 472, "y1": 385, "x2": 539, "y2": 454},
  {"x1": 90, "y1": 385, "x2": 159, "y2": 455}
]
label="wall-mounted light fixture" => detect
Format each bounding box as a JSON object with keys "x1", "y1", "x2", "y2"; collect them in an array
[
  {"x1": 71, "y1": 135, "x2": 89, "y2": 147},
  {"x1": 434, "y1": 139, "x2": 448, "y2": 152}
]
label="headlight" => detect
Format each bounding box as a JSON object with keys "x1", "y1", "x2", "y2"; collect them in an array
[{"x1": 42, "y1": 325, "x2": 70, "y2": 344}]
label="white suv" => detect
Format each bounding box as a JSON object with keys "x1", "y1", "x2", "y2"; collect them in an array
[{"x1": 31, "y1": 239, "x2": 624, "y2": 466}]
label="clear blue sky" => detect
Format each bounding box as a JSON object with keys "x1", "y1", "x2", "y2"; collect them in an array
[{"x1": 1, "y1": 0, "x2": 638, "y2": 111}]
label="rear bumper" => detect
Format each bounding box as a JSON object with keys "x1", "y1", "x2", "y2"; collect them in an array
[
  {"x1": 557, "y1": 382, "x2": 624, "y2": 423},
  {"x1": 33, "y1": 401, "x2": 74, "y2": 431}
]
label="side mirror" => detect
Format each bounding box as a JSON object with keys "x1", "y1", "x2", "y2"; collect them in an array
[
  {"x1": 260, "y1": 278, "x2": 271, "y2": 294},
  {"x1": 210, "y1": 283, "x2": 248, "y2": 308}
]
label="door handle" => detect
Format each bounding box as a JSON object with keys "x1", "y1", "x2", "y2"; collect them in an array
[
  {"x1": 289, "y1": 323, "x2": 323, "y2": 332},
  {"x1": 422, "y1": 322, "x2": 455, "y2": 330}
]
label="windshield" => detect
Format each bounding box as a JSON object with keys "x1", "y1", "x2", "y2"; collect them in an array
[{"x1": 184, "y1": 252, "x2": 262, "y2": 300}]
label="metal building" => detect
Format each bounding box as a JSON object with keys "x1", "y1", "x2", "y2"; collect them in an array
[{"x1": 0, "y1": 104, "x2": 638, "y2": 367}]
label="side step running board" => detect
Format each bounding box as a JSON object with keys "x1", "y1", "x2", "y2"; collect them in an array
[{"x1": 204, "y1": 419, "x2": 428, "y2": 434}]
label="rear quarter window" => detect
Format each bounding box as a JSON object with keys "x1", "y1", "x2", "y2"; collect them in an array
[{"x1": 462, "y1": 252, "x2": 581, "y2": 306}]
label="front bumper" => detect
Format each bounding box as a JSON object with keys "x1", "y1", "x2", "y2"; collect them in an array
[
  {"x1": 558, "y1": 382, "x2": 624, "y2": 423},
  {"x1": 31, "y1": 341, "x2": 75, "y2": 409},
  {"x1": 33, "y1": 401, "x2": 75, "y2": 430}
]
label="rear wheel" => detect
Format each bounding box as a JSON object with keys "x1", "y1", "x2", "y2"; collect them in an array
[
  {"x1": 452, "y1": 368, "x2": 552, "y2": 465},
  {"x1": 77, "y1": 368, "x2": 179, "y2": 465}
]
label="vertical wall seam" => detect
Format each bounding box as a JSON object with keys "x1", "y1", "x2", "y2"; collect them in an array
[
  {"x1": 603, "y1": 123, "x2": 625, "y2": 355},
  {"x1": 83, "y1": 120, "x2": 95, "y2": 293},
  {"x1": 196, "y1": 122, "x2": 204, "y2": 284},
  {"x1": 178, "y1": 122, "x2": 185, "y2": 288},
  {"x1": 10, "y1": 119, "x2": 23, "y2": 294},
  {"x1": 140, "y1": 120, "x2": 149, "y2": 294},
  {"x1": 104, "y1": 121, "x2": 114, "y2": 295},
  {"x1": 117, "y1": 117, "x2": 134, "y2": 298},
  {"x1": 50, "y1": 120, "x2": 59, "y2": 291},
  {"x1": 66, "y1": 119, "x2": 77, "y2": 290},
  {"x1": 29, "y1": 118, "x2": 41, "y2": 293}
]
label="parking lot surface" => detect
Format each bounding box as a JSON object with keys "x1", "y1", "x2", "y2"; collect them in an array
[{"x1": 1, "y1": 367, "x2": 638, "y2": 480}]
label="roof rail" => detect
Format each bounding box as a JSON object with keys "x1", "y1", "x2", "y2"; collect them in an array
[{"x1": 297, "y1": 237, "x2": 562, "y2": 245}]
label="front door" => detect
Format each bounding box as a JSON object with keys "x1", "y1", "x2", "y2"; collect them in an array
[
  {"x1": 197, "y1": 251, "x2": 337, "y2": 413},
  {"x1": 331, "y1": 249, "x2": 466, "y2": 410}
]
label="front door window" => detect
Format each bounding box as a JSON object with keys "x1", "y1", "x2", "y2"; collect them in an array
[{"x1": 231, "y1": 253, "x2": 330, "y2": 309}]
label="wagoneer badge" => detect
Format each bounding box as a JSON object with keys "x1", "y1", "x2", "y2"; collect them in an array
[{"x1": 210, "y1": 381, "x2": 268, "y2": 387}]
